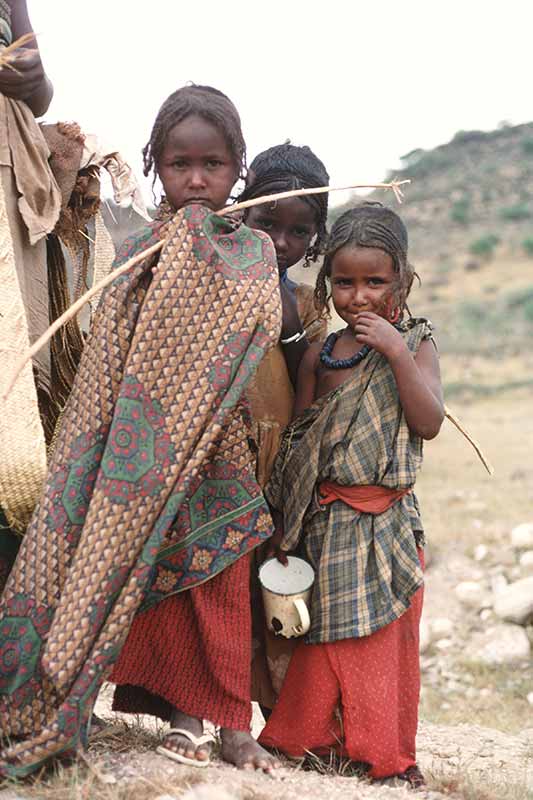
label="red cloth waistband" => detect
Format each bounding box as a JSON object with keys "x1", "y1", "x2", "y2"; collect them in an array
[{"x1": 318, "y1": 481, "x2": 410, "y2": 515}]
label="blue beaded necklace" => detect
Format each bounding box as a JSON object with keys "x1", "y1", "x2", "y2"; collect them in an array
[
  {"x1": 319, "y1": 332, "x2": 370, "y2": 370},
  {"x1": 320, "y1": 323, "x2": 403, "y2": 370}
]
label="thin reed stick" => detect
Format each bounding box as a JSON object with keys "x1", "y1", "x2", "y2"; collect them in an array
[
  {"x1": 444, "y1": 405, "x2": 494, "y2": 475},
  {"x1": 3, "y1": 180, "x2": 407, "y2": 399},
  {"x1": 224, "y1": 180, "x2": 411, "y2": 215}
]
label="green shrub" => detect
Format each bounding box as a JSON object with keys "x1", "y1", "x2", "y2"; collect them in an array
[
  {"x1": 507, "y1": 286, "x2": 533, "y2": 322},
  {"x1": 500, "y1": 204, "x2": 531, "y2": 221},
  {"x1": 522, "y1": 138, "x2": 533, "y2": 155},
  {"x1": 522, "y1": 238, "x2": 533, "y2": 257},
  {"x1": 450, "y1": 199, "x2": 470, "y2": 225},
  {"x1": 469, "y1": 235, "x2": 500, "y2": 258}
]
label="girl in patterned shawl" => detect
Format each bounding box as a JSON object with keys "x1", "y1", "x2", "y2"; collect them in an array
[
  {"x1": 259, "y1": 203, "x2": 444, "y2": 787},
  {"x1": 109, "y1": 85, "x2": 281, "y2": 773},
  {"x1": 0, "y1": 84, "x2": 282, "y2": 778},
  {"x1": 240, "y1": 142, "x2": 329, "y2": 485}
]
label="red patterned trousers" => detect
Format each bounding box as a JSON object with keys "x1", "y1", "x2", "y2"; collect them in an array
[
  {"x1": 111, "y1": 554, "x2": 252, "y2": 731},
  {"x1": 259, "y1": 551, "x2": 425, "y2": 778}
]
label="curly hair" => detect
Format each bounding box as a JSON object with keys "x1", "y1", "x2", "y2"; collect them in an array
[
  {"x1": 142, "y1": 84, "x2": 246, "y2": 183},
  {"x1": 238, "y1": 142, "x2": 329, "y2": 265},
  {"x1": 315, "y1": 202, "x2": 416, "y2": 318}
]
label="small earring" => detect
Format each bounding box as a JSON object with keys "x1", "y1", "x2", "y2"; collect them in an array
[{"x1": 389, "y1": 307, "x2": 400, "y2": 324}]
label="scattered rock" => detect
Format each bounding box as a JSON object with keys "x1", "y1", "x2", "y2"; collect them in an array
[
  {"x1": 455, "y1": 580, "x2": 489, "y2": 609},
  {"x1": 154, "y1": 795, "x2": 180, "y2": 800},
  {"x1": 474, "y1": 544, "x2": 488, "y2": 561},
  {"x1": 490, "y1": 574, "x2": 508, "y2": 596},
  {"x1": 493, "y1": 576, "x2": 533, "y2": 625},
  {"x1": 511, "y1": 523, "x2": 533, "y2": 549},
  {"x1": 519, "y1": 550, "x2": 533, "y2": 571},
  {"x1": 435, "y1": 638, "x2": 453, "y2": 651},
  {"x1": 527, "y1": 692, "x2": 533, "y2": 706},
  {"x1": 430, "y1": 617, "x2": 454, "y2": 639},
  {"x1": 181, "y1": 789, "x2": 238, "y2": 800},
  {"x1": 467, "y1": 623, "x2": 531, "y2": 666},
  {"x1": 465, "y1": 260, "x2": 481, "y2": 271}
]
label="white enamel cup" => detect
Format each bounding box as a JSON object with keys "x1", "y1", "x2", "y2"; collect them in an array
[{"x1": 258, "y1": 556, "x2": 315, "y2": 638}]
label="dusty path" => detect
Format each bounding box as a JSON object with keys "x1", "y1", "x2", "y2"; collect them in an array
[{"x1": 82, "y1": 715, "x2": 532, "y2": 800}]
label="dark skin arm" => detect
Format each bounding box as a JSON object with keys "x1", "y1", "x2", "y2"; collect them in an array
[
  {"x1": 279, "y1": 280, "x2": 309, "y2": 388},
  {"x1": 0, "y1": 0, "x2": 53, "y2": 117},
  {"x1": 267, "y1": 343, "x2": 321, "y2": 563},
  {"x1": 292, "y1": 341, "x2": 320, "y2": 418},
  {"x1": 352, "y1": 312, "x2": 444, "y2": 439}
]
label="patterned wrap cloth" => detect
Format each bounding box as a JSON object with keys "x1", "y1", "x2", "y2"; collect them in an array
[
  {"x1": 266, "y1": 318, "x2": 433, "y2": 644},
  {"x1": 0, "y1": 205, "x2": 281, "y2": 777}
]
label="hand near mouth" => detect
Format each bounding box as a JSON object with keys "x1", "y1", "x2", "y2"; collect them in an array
[{"x1": 351, "y1": 311, "x2": 407, "y2": 361}]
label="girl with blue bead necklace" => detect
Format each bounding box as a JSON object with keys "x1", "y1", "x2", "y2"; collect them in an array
[{"x1": 259, "y1": 203, "x2": 444, "y2": 787}]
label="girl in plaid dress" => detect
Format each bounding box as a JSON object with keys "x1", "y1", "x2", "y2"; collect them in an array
[{"x1": 259, "y1": 203, "x2": 444, "y2": 786}]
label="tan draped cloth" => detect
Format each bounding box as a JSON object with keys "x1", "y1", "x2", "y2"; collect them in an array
[
  {"x1": 248, "y1": 284, "x2": 326, "y2": 486},
  {"x1": 0, "y1": 95, "x2": 61, "y2": 531},
  {"x1": 248, "y1": 282, "x2": 327, "y2": 708}
]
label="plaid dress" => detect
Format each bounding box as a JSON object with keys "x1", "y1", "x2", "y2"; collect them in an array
[{"x1": 266, "y1": 318, "x2": 434, "y2": 644}]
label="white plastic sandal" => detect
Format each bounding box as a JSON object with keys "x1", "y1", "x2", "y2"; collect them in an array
[{"x1": 156, "y1": 727, "x2": 216, "y2": 768}]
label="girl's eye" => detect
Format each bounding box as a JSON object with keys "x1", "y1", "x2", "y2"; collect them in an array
[
  {"x1": 254, "y1": 218, "x2": 274, "y2": 231},
  {"x1": 173, "y1": 160, "x2": 187, "y2": 169},
  {"x1": 206, "y1": 159, "x2": 223, "y2": 169},
  {"x1": 334, "y1": 278, "x2": 351, "y2": 286},
  {"x1": 292, "y1": 227, "x2": 312, "y2": 239},
  {"x1": 369, "y1": 278, "x2": 385, "y2": 286}
]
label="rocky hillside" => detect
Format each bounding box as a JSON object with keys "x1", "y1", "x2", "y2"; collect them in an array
[{"x1": 338, "y1": 121, "x2": 533, "y2": 266}]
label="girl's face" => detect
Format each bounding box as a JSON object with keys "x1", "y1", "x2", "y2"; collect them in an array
[
  {"x1": 246, "y1": 197, "x2": 317, "y2": 273},
  {"x1": 330, "y1": 245, "x2": 397, "y2": 325},
  {"x1": 156, "y1": 115, "x2": 238, "y2": 211}
]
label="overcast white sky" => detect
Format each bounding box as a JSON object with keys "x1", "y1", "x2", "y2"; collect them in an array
[{"x1": 30, "y1": 0, "x2": 533, "y2": 208}]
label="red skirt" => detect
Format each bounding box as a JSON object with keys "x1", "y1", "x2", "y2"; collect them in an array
[
  {"x1": 259, "y1": 551, "x2": 425, "y2": 779},
  {"x1": 111, "y1": 554, "x2": 252, "y2": 731}
]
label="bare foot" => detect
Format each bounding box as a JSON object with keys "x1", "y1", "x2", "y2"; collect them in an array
[
  {"x1": 160, "y1": 709, "x2": 213, "y2": 764},
  {"x1": 220, "y1": 728, "x2": 281, "y2": 773}
]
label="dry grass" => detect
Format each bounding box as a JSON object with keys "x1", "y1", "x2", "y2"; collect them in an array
[
  {"x1": 417, "y1": 380, "x2": 533, "y2": 550},
  {"x1": 4, "y1": 768, "x2": 208, "y2": 800},
  {"x1": 427, "y1": 768, "x2": 533, "y2": 800}
]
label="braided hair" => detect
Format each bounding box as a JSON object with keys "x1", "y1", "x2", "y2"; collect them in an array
[
  {"x1": 143, "y1": 84, "x2": 246, "y2": 183},
  {"x1": 239, "y1": 143, "x2": 329, "y2": 265},
  {"x1": 315, "y1": 202, "x2": 416, "y2": 318}
]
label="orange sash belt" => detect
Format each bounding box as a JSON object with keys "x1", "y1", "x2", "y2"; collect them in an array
[{"x1": 318, "y1": 481, "x2": 410, "y2": 515}]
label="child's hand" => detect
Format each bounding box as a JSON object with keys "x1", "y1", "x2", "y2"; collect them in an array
[
  {"x1": 352, "y1": 312, "x2": 407, "y2": 361},
  {"x1": 266, "y1": 511, "x2": 289, "y2": 565}
]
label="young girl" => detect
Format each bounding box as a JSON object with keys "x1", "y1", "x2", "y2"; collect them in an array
[
  {"x1": 259, "y1": 203, "x2": 444, "y2": 786},
  {"x1": 0, "y1": 85, "x2": 282, "y2": 777},
  {"x1": 237, "y1": 144, "x2": 329, "y2": 713},
  {"x1": 240, "y1": 142, "x2": 329, "y2": 483}
]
